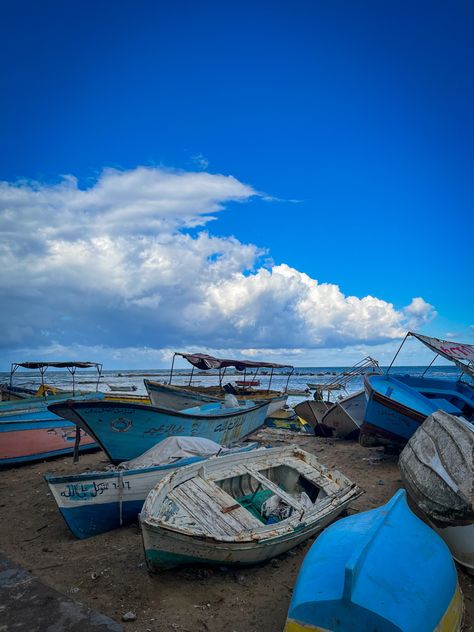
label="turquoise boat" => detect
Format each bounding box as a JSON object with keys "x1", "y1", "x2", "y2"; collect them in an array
[
  {"x1": 285, "y1": 489, "x2": 463, "y2": 632},
  {"x1": 49, "y1": 397, "x2": 270, "y2": 463}
]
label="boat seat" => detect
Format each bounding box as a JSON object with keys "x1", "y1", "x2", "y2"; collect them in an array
[
  {"x1": 245, "y1": 466, "x2": 305, "y2": 514},
  {"x1": 427, "y1": 398, "x2": 462, "y2": 415}
]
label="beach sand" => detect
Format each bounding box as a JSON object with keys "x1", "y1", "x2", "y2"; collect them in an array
[{"x1": 1, "y1": 429, "x2": 473, "y2": 631}]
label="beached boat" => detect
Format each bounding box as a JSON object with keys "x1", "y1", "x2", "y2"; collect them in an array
[
  {"x1": 295, "y1": 357, "x2": 380, "y2": 436},
  {"x1": 320, "y1": 389, "x2": 366, "y2": 439},
  {"x1": 49, "y1": 397, "x2": 271, "y2": 463},
  {"x1": 45, "y1": 437, "x2": 258, "y2": 539},
  {"x1": 360, "y1": 332, "x2": 474, "y2": 448},
  {"x1": 400, "y1": 409, "x2": 474, "y2": 570},
  {"x1": 144, "y1": 380, "x2": 287, "y2": 420},
  {"x1": 264, "y1": 407, "x2": 313, "y2": 433},
  {"x1": 139, "y1": 445, "x2": 362, "y2": 570},
  {"x1": 284, "y1": 489, "x2": 463, "y2": 632},
  {"x1": 0, "y1": 362, "x2": 106, "y2": 466}
]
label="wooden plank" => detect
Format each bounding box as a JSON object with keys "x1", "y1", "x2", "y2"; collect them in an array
[
  {"x1": 189, "y1": 478, "x2": 262, "y2": 535},
  {"x1": 168, "y1": 485, "x2": 232, "y2": 537}
]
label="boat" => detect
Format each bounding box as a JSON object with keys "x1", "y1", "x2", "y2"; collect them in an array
[
  {"x1": 296, "y1": 357, "x2": 380, "y2": 436},
  {"x1": 45, "y1": 437, "x2": 258, "y2": 539},
  {"x1": 145, "y1": 352, "x2": 292, "y2": 411},
  {"x1": 264, "y1": 407, "x2": 313, "y2": 433},
  {"x1": 235, "y1": 379, "x2": 260, "y2": 387},
  {"x1": 139, "y1": 445, "x2": 362, "y2": 570},
  {"x1": 399, "y1": 409, "x2": 474, "y2": 571},
  {"x1": 107, "y1": 384, "x2": 138, "y2": 392},
  {"x1": 284, "y1": 489, "x2": 463, "y2": 632},
  {"x1": 320, "y1": 389, "x2": 366, "y2": 439},
  {"x1": 48, "y1": 396, "x2": 271, "y2": 463},
  {"x1": 0, "y1": 362, "x2": 106, "y2": 466},
  {"x1": 144, "y1": 381, "x2": 220, "y2": 410},
  {"x1": 360, "y1": 332, "x2": 474, "y2": 448}
]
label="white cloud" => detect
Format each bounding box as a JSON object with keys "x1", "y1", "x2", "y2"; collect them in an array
[{"x1": 0, "y1": 166, "x2": 437, "y2": 366}]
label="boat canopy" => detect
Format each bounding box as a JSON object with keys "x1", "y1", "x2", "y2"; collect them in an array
[
  {"x1": 11, "y1": 362, "x2": 102, "y2": 370},
  {"x1": 9, "y1": 361, "x2": 103, "y2": 397},
  {"x1": 168, "y1": 352, "x2": 294, "y2": 391},
  {"x1": 389, "y1": 332, "x2": 474, "y2": 380},
  {"x1": 175, "y1": 353, "x2": 293, "y2": 371}
]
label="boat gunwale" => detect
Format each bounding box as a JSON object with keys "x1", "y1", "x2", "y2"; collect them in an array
[{"x1": 48, "y1": 397, "x2": 270, "y2": 420}]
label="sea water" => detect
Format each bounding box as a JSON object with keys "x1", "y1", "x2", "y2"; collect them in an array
[{"x1": 0, "y1": 365, "x2": 465, "y2": 408}]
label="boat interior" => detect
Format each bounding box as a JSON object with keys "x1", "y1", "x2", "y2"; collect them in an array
[
  {"x1": 215, "y1": 463, "x2": 327, "y2": 525},
  {"x1": 374, "y1": 374, "x2": 474, "y2": 421}
]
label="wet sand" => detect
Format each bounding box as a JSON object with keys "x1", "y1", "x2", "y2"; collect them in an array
[{"x1": 1, "y1": 429, "x2": 473, "y2": 631}]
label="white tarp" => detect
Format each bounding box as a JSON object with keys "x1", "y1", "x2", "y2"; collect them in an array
[
  {"x1": 119, "y1": 436, "x2": 227, "y2": 469},
  {"x1": 412, "y1": 332, "x2": 474, "y2": 363}
]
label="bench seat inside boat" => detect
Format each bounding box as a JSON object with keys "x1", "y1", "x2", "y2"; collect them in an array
[{"x1": 425, "y1": 398, "x2": 462, "y2": 414}]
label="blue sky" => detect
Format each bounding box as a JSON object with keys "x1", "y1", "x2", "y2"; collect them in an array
[{"x1": 0, "y1": 1, "x2": 472, "y2": 368}]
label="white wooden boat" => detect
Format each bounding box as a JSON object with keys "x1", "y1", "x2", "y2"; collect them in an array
[
  {"x1": 399, "y1": 409, "x2": 474, "y2": 570},
  {"x1": 140, "y1": 445, "x2": 362, "y2": 570},
  {"x1": 320, "y1": 389, "x2": 366, "y2": 439}
]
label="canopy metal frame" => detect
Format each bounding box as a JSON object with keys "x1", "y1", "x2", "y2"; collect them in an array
[{"x1": 167, "y1": 352, "x2": 294, "y2": 393}]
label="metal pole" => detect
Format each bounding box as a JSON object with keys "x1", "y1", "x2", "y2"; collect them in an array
[
  {"x1": 188, "y1": 365, "x2": 195, "y2": 386},
  {"x1": 169, "y1": 353, "x2": 177, "y2": 385},
  {"x1": 268, "y1": 368, "x2": 274, "y2": 393},
  {"x1": 422, "y1": 354, "x2": 439, "y2": 377},
  {"x1": 95, "y1": 364, "x2": 102, "y2": 392},
  {"x1": 284, "y1": 368, "x2": 294, "y2": 393},
  {"x1": 386, "y1": 333, "x2": 409, "y2": 374}
]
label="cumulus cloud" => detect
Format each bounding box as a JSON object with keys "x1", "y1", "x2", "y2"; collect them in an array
[{"x1": 0, "y1": 166, "x2": 436, "y2": 364}]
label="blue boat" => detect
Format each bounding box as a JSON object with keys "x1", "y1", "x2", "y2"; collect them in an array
[
  {"x1": 45, "y1": 437, "x2": 258, "y2": 539},
  {"x1": 285, "y1": 489, "x2": 463, "y2": 632},
  {"x1": 360, "y1": 332, "x2": 474, "y2": 447},
  {"x1": 48, "y1": 397, "x2": 270, "y2": 463}
]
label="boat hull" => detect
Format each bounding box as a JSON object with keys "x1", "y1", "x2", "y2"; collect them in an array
[
  {"x1": 143, "y1": 507, "x2": 347, "y2": 570},
  {"x1": 49, "y1": 399, "x2": 269, "y2": 463},
  {"x1": 321, "y1": 390, "x2": 366, "y2": 439},
  {"x1": 285, "y1": 490, "x2": 463, "y2": 632},
  {"x1": 293, "y1": 400, "x2": 333, "y2": 436},
  {"x1": 0, "y1": 394, "x2": 101, "y2": 466}
]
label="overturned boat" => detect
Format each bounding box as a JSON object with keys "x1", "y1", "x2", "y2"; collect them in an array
[
  {"x1": 400, "y1": 409, "x2": 474, "y2": 570},
  {"x1": 285, "y1": 489, "x2": 463, "y2": 632},
  {"x1": 45, "y1": 437, "x2": 257, "y2": 539},
  {"x1": 140, "y1": 445, "x2": 362, "y2": 570},
  {"x1": 360, "y1": 332, "x2": 474, "y2": 447}
]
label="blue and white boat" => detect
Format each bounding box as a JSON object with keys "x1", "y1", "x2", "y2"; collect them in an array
[
  {"x1": 360, "y1": 332, "x2": 474, "y2": 447},
  {"x1": 45, "y1": 437, "x2": 258, "y2": 539},
  {"x1": 285, "y1": 489, "x2": 463, "y2": 632},
  {"x1": 48, "y1": 396, "x2": 271, "y2": 463}
]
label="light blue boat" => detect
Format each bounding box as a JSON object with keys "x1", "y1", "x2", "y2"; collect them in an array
[
  {"x1": 45, "y1": 438, "x2": 258, "y2": 539},
  {"x1": 285, "y1": 489, "x2": 463, "y2": 632},
  {"x1": 361, "y1": 373, "x2": 474, "y2": 447},
  {"x1": 48, "y1": 398, "x2": 270, "y2": 463}
]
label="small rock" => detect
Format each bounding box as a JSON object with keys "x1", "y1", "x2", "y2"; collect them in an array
[
  {"x1": 90, "y1": 572, "x2": 98, "y2": 580},
  {"x1": 377, "y1": 479, "x2": 385, "y2": 485},
  {"x1": 122, "y1": 612, "x2": 137, "y2": 622},
  {"x1": 70, "y1": 587, "x2": 79, "y2": 594}
]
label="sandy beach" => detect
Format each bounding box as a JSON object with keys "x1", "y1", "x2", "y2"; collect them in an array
[{"x1": 1, "y1": 428, "x2": 473, "y2": 632}]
